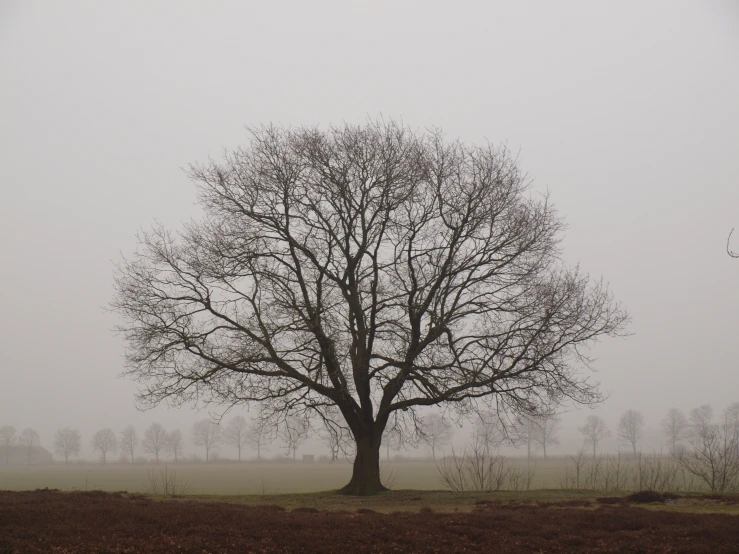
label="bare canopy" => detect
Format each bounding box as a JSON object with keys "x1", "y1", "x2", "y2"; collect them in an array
[{"x1": 112, "y1": 120, "x2": 628, "y2": 494}]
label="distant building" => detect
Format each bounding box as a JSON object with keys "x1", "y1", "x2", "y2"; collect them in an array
[{"x1": 0, "y1": 445, "x2": 54, "y2": 465}]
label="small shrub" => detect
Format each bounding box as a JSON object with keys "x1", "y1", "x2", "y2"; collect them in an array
[{"x1": 145, "y1": 466, "x2": 193, "y2": 497}]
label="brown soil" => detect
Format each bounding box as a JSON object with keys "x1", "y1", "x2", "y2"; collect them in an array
[{"x1": 1, "y1": 490, "x2": 738, "y2": 553}]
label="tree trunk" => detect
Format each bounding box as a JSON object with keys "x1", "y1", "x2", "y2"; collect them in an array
[
  {"x1": 339, "y1": 433, "x2": 387, "y2": 496},
  {"x1": 543, "y1": 443, "x2": 547, "y2": 459}
]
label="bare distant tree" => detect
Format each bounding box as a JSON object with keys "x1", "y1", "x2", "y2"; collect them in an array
[
  {"x1": 677, "y1": 405, "x2": 739, "y2": 492},
  {"x1": 617, "y1": 409, "x2": 645, "y2": 455},
  {"x1": 224, "y1": 416, "x2": 249, "y2": 461},
  {"x1": 472, "y1": 413, "x2": 508, "y2": 455},
  {"x1": 280, "y1": 416, "x2": 309, "y2": 462},
  {"x1": 91, "y1": 428, "x2": 118, "y2": 464},
  {"x1": 515, "y1": 415, "x2": 537, "y2": 461},
  {"x1": 689, "y1": 405, "x2": 714, "y2": 439},
  {"x1": 19, "y1": 428, "x2": 40, "y2": 466},
  {"x1": 166, "y1": 429, "x2": 184, "y2": 463},
  {"x1": 142, "y1": 423, "x2": 168, "y2": 464},
  {"x1": 726, "y1": 402, "x2": 739, "y2": 444},
  {"x1": 579, "y1": 415, "x2": 610, "y2": 458},
  {"x1": 0, "y1": 426, "x2": 16, "y2": 465},
  {"x1": 420, "y1": 414, "x2": 453, "y2": 460},
  {"x1": 661, "y1": 408, "x2": 689, "y2": 454},
  {"x1": 54, "y1": 428, "x2": 81, "y2": 464},
  {"x1": 382, "y1": 414, "x2": 403, "y2": 461},
  {"x1": 246, "y1": 419, "x2": 270, "y2": 462},
  {"x1": 532, "y1": 417, "x2": 560, "y2": 459},
  {"x1": 192, "y1": 420, "x2": 221, "y2": 462},
  {"x1": 119, "y1": 425, "x2": 138, "y2": 464},
  {"x1": 111, "y1": 120, "x2": 629, "y2": 494}
]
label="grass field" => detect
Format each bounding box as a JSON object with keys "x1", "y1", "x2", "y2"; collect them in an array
[{"x1": 0, "y1": 458, "x2": 567, "y2": 495}]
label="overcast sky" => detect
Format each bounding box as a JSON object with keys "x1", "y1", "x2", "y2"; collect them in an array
[{"x1": 1, "y1": 1, "x2": 737, "y2": 459}]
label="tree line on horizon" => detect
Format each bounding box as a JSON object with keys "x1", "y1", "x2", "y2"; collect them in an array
[{"x1": 2, "y1": 401, "x2": 736, "y2": 466}]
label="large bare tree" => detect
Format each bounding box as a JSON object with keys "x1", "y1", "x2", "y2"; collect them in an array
[{"x1": 112, "y1": 121, "x2": 628, "y2": 494}]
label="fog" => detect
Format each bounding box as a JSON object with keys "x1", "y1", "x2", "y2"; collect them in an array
[{"x1": 1, "y1": 1, "x2": 737, "y2": 461}]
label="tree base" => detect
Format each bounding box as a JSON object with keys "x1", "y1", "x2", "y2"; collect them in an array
[{"x1": 338, "y1": 480, "x2": 389, "y2": 496}]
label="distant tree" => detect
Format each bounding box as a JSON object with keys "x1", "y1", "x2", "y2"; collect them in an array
[
  {"x1": 532, "y1": 417, "x2": 560, "y2": 459},
  {"x1": 119, "y1": 425, "x2": 138, "y2": 464},
  {"x1": 166, "y1": 429, "x2": 184, "y2": 464},
  {"x1": 91, "y1": 428, "x2": 118, "y2": 463},
  {"x1": 689, "y1": 405, "x2": 714, "y2": 439},
  {"x1": 515, "y1": 416, "x2": 537, "y2": 461},
  {"x1": 473, "y1": 414, "x2": 506, "y2": 452},
  {"x1": 192, "y1": 420, "x2": 221, "y2": 462},
  {"x1": 726, "y1": 402, "x2": 739, "y2": 444},
  {"x1": 19, "y1": 428, "x2": 40, "y2": 466},
  {"x1": 54, "y1": 428, "x2": 81, "y2": 464},
  {"x1": 246, "y1": 419, "x2": 270, "y2": 462},
  {"x1": 382, "y1": 419, "x2": 403, "y2": 462},
  {"x1": 280, "y1": 416, "x2": 309, "y2": 462},
  {"x1": 677, "y1": 404, "x2": 739, "y2": 492},
  {"x1": 617, "y1": 410, "x2": 645, "y2": 455},
  {"x1": 0, "y1": 426, "x2": 16, "y2": 465},
  {"x1": 579, "y1": 415, "x2": 610, "y2": 458},
  {"x1": 420, "y1": 414, "x2": 453, "y2": 460},
  {"x1": 661, "y1": 408, "x2": 689, "y2": 454},
  {"x1": 224, "y1": 416, "x2": 249, "y2": 461},
  {"x1": 142, "y1": 423, "x2": 168, "y2": 464}
]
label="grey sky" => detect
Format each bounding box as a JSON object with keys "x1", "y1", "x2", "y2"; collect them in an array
[{"x1": 1, "y1": 1, "x2": 737, "y2": 458}]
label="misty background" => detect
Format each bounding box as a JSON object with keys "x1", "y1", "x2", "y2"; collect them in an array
[{"x1": 1, "y1": 1, "x2": 737, "y2": 460}]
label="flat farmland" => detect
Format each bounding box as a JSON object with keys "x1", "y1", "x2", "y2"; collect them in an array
[
  {"x1": 0, "y1": 458, "x2": 567, "y2": 495},
  {"x1": 2, "y1": 490, "x2": 739, "y2": 553}
]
